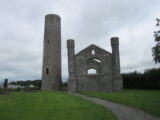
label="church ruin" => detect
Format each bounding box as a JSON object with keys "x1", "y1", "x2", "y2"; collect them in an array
[{"x1": 67, "y1": 38, "x2": 123, "y2": 92}]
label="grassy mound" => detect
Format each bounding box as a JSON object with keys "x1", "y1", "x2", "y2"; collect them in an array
[
  {"x1": 0, "y1": 91, "x2": 117, "y2": 120},
  {"x1": 80, "y1": 89, "x2": 160, "y2": 117}
]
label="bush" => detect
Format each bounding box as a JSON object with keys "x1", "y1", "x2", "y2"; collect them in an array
[
  {"x1": 122, "y1": 68, "x2": 160, "y2": 89},
  {"x1": 17, "y1": 87, "x2": 20, "y2": 91}
]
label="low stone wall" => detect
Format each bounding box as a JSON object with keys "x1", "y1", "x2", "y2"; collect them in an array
[{"x1": 76, "y1": 75, "x2": 113, "y2": 92}]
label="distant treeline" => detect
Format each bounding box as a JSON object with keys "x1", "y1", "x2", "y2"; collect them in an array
[
  {"x1": 10, "y1": 80, "x2": 42, "y2": 88},
  {"x1": 122, "y1": 68, "x2": 160, "y2": 89},
  {"x1": 10, "y1": 80, "x2": 67, "y2": 88}
]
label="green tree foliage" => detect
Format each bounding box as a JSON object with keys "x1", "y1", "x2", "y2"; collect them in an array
[
  {"x1": 122, "y1": 68, "x2": 160, "y2": 89},
  {"x1": 17, "y1": 87, "x2": 20, "y2": 91},
  {"x1": 152, "y1": 18, "x2": 160, "y2": 63},
  {"x1": 3, "y1": 78, "x2": 8, "y2": 89},
  {"x1": 62, "y1": 81, "x2": 67, "y2": 87}
]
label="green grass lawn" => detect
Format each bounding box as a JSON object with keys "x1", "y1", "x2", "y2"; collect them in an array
[
  {"x1": 0, "y1": 91, "x2": 117, "y2": 120},
  {"x1": 80, "y1": 89, "x2": 160, "y2": 117}
]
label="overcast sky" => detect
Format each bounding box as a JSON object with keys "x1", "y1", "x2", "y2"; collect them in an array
[{"x1": 0, "y1": 0, "x2": 159, "y2": 82}]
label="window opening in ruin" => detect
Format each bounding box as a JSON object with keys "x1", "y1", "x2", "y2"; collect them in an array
[
  {"x1": 93, "y1": 58, "x2": 101, "y2": 63},
  {"x1": 46, "y1": 68, "x2": 49, "y2": 75},
  {"x1": 87, "y1": 58, "x2": 102, "y2": 63},
  {"x1": 47, "y1": 40, "x2": 49, "y2": 43},
  {"x1": 87, "y1": 68, "x2": 97, "y2": 74},
  {"x1": 92, "y1": 50, "x2": 95, "y2": 55}
]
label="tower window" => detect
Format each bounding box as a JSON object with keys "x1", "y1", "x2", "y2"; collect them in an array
[
  {"x1": 92, "y1": 50, "x2": 95, "y2": 55},
  {"x1": 46, "y1": 68, "x2": 49, "y2": 75},
  {"x1": 47, "y1": 40, "x2": 49, "y2": 43}
]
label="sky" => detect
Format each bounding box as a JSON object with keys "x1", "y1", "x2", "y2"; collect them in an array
[{"x1": 0, "y1": 0, "x2": 159, "y2": 83}]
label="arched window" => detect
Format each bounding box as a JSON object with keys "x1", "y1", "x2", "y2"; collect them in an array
[
  {"x1": 87, "y1": 68, "x2": 97, "y2": 74},
  {"x1": 46, "y1": 68, "x2": 49, "y2": 75}
]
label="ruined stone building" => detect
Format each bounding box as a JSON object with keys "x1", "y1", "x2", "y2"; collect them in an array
[
  {"x1": 67, "y1": 38, "x2": 123, "y2": 92},
  {"x1": 41, "y1": 14, "x2": 62, "y2": 90},
  {"x1": 41, "y1": 14, "x2": 123, "y2": 92}
]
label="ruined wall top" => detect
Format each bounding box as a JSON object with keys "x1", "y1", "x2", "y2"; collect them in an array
[
  {"x1": 67, "y1": 39, "x2": 75, "y2": 48},
  {"x1": 111, "y1": 37, "x2": 119, "y2": 46}
]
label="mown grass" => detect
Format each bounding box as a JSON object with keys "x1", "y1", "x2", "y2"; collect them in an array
[
  {"x1": 80, "y1": 89, "x2": 160, "y2": 117},
  {"x1": 0, "y1": 91, "x2": 117, "y2": 120}
]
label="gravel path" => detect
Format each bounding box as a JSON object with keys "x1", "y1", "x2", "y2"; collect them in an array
[{"x1": 69, "y1": 92, "x2": 160, "y2": 120}]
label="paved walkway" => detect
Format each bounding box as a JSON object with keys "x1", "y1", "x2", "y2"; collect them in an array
[{"x1": 69, "y1": 92, "x2": 160, "y2": 120}]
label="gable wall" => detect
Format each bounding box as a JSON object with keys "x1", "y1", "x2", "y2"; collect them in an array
[{"x1": 75, "y1": 45, "x2": 113, "y2": 76}]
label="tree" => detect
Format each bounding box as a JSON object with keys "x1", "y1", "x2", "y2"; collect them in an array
[
  {"x1": 152, "y1": 18, "x2": 160, "y2": 63},
  {"x1": 3, "y1": 78, "x2": 8, "y2": 89}
]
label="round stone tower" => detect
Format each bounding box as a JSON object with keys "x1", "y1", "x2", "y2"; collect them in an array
[{"x1": 41, "y1": 14, "x2": 62, "y2": 90}]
